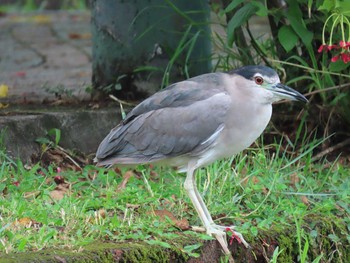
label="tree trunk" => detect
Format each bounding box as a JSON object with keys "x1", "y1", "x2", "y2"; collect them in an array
[{"x1": 91, "y1": 0, "x2": 212, "y2": 100}]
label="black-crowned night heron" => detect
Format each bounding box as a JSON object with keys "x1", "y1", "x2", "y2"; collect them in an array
[{"x1": 95, "y1": 65, "x2": 307, "y2": 257}]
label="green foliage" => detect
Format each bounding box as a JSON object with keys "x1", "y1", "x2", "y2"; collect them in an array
[
  {"x1": 278, "y1": 25, "x2": 299, "y2": 53},
  {"x1": 0, "y1": 136, "x2": 349, "y2": 260},
  {"x1": 160, "y1": 25, "x2": 201, "y2": 88},
  {"x1": 217, "y1": 0, "x2": 350, "y2": 142},
  {"x1": 227, "y1": 2, "x2": 260, "y2": 46},
  {"x1": 36, "y1": 128, "x2": 61, "y2": 148},
  {"x1": 270, "y1": 246, "x2": 284, "y2": 263},
  {"x1": 318, "y1": 0, "x2": 350, "y2": 13}
]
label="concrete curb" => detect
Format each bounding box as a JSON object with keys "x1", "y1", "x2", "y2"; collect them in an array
[{"x1": 0, "y1": 107, "x2": 121, "y2": 163}]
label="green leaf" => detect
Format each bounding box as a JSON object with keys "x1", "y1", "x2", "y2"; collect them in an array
[
  {"x1": 133, "y1": 66, "x2": 163, "y2": 73},
  {"x1": 224, "y1": 0, "x2": 245, "y2": 13},
  {"x1": 35, "y1": 137, "x2": 51, "y2": 145},
  {"x1": 48, "y1": 128, "x2": 61, "y2": 145},
  {"x1": 329, "y1": 59, "x2": 350, "y2": 72},
  {"x1": 301, "y1": 230, "x2": 309, "y2": 262},
  {"x1": 312, "y1": 254, "x2": 324, "y2": 263},
  {"x1": 183, "y1": 243, "x2": 202, "y2": 252},
  {"x1": 250, "y1": 226, "x2": 258, "y2": 236},
  {"x1": 286, "y1": 1, "x2": 313, "y2": 48},
  {"x1": 227, "y1": 3, "x2": 259, "y2": 46},
  {"x1": 251, "y1": 1, "x2": 268, "y2": 16},
  {"x1": 337, "y1": 1, "x2": 350, "y2": 16},
  {"x1": 145, "y1": 239, "x2": 172, "y2": 248},
  {"x1": 328, "y1": 233, "x2": 340, "y2": 242},
  {"x1": 278, "y1": 25, "x2": 299, "y2": 52},
  {"x1": 318, "y1": 0, "x2": 336, "y2": 12}
]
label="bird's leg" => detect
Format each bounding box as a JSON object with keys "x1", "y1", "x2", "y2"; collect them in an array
[
  {"x1": 184, "y1": 164, "x2": 250, "y2": 250},
  {"x1": 192, "y1": 177, "x2": 215, "y2": 224},
  {"x1": 184, "y1": 165, "x2": 212, "y2": 228},
  {"x1": 193, "y1": 183, "x2": 249, "y2": 248},
  {"x1": 184, "y1": 164, "x2": 232, "y2": 257}
]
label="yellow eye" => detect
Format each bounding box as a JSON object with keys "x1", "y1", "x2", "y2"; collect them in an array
[{"x1": 254, "y1": 76, "x2": 264, "y2": 85}]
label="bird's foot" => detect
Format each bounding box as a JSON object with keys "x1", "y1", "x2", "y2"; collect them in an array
[
  {"x1": 208, "y1": 224, "x2": 250, "y2": 248},
  {"x1": 225, "y1": 227, "x2": 250, "y2": 248},
  {"x1": 205, "y1": 225, "x2": 231, "y2": 255}
]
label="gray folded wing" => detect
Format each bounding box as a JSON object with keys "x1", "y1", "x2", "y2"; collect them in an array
[{"x1": 96, "y1": 74, "x2": 231, "y2": 166}]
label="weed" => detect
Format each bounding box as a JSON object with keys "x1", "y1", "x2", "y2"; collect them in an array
[{"x1": 0, "y1": 133, "x2": 350, "y2": 260}]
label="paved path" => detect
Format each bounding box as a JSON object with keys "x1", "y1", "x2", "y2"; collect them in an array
[
  {"x1": 0, "y1": 11, "x2": 91, "y2": 103},
  {"x1": 0, "y1": 11, "x2": 271, "y2": 104}
]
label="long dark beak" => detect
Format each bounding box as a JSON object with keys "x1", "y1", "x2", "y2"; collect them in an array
[{"x1": 272, "y1": 83, "x2": 308, "y2": 103}]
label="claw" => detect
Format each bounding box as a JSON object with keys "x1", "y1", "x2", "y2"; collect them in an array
[
  {"x1": 196, "y1": 223, "x2": 250, "y2": 249},
  {"x1": 225, "y1": 227, "x2": 250, "y2": 248}
]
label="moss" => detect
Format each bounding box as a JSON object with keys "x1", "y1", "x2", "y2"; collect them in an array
[
  {"x1": 309, "y1": 216, "x2": 350, "y2": 262},
  {"x1": 276, "y1": 231, "x2": 295, "y2": 262},
  {"x1": 0, "y1": 215, "x2": 349, "y2": 262},
  {"x1": 242, "y1": 214, "x2": 350, "y2": 263},
  {"x1": 0, "y1": 237, "x2": 193, "y2": 263}
]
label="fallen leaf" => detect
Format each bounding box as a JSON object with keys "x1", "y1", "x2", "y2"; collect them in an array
[
  {"x1": 10, "y1": 15, "x2": 51, "y2": 24},
  {"x1": 23, "y1": 191, "x2": 41, "y2": 199},
  {"x1": 50, "y1": 184, "x2": 70, "y2": 200},
  {"x1": 50, "y1": 189, "x2": 65, "y2": 200},
  {"x1": 96, "y1": 209, "x2": 106, "y2": 219},
  {"x1": 12, "y1": 217, "x2": 41, "y2": 229},
  {"x1": 262, "y1": 187, "x2": 269, "y2": 195},
  {"x1": 175, "y1": 218, "x2": 190, "y2": 230},
  {"x1": 88, "y1": 209, "x2": 108, "y2": 224},
  {"x1": 300, "y1": 195, "x2": 309, "y2": 205},
  {"x1": 251, "y1": 176, "x2": 260, "y2": 184},
  {"x1": 24, "y1": 164, "x2": 32, "y2": 170},
  {"x1": 152, "y1": 209, "x2": 190, "y2": 230},
  {"x1": 68, "y1": 32, "x2": 91, "y2": 39},
  {"x1": 32, "y1": 14, "x2": 51, "y2": 24},
  {"x1": 126, "y1": 203, "x2": 140, "y2": 209},
  {"x1": 90, "y1": 103, "x2": 100, "y2": 110},
  {"x1": 241, "y1": 175, "x2": 259, "y2": 187},
  {"x1": 53, "y1": 256, "x2": 67, "y2": 263},
  {"x1": 14, "y1": 217, "x2": 33, "y2": 226},
  {"x1": 54, "y1": 175, "x2": 65, "y2": 185},
  {"x1": 117, "y1": 171, "x2": 134, "y2": 192},
  {"x1": 0, "y1": 103, "x2": 9, "y2": 109},
  {"x1": 0, "y1": 84, "x2": 9, "y2": 97},
  {"x1": 150, "y1": 170, "x2": 159, "y2": 181},
  {"x1": 290, "y1": 173, "x2": 300, "y2": 187}
]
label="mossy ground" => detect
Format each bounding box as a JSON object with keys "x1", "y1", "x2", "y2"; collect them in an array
[
  {"x1": 1, "y1": 134, "x2": 349, "y2": 262},
  {"x1": 1, "y1": 214, "x2": 348, "y2": 263},
  {"x1": 0, "y1": 237, "x2": 193, "y2": 263}
]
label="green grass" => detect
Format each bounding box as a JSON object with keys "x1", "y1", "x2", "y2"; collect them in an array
[{"x1": 0, "y1": 137, "x2": 349, "y2": 261}]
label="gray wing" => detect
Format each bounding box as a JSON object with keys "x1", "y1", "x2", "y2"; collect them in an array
[
  {"x1": 96, "y1": 74, "x2": 230, "y2": 166},
  {"x1": 122, "y1": 72, "x2": 224, "y2": 124}
]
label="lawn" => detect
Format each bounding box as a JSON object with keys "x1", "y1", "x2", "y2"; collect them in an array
[{"x1": 0, "y1": 135, "x2": 349, "y2": 262}]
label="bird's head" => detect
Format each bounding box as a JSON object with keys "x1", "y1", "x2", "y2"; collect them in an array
[{"x1": 229, "y1": 65, "x2": 308, "y2": 104}]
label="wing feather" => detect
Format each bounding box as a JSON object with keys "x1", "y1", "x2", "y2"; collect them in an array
[{"x1": 96, "y1": 74, "x2": 230, "y2": 166}]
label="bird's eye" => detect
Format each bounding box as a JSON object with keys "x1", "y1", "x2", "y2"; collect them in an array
[{"x1": 254, "y1": 76, "x2": 264, "y2": 85}]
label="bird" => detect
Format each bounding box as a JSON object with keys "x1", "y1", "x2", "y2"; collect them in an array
[{"x1": 95, "y1": 65, "x2": 308, "y2": 257}]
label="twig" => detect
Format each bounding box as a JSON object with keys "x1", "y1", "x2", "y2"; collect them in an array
[
  {"x1": 305, "y1": 83, "x2": 350, "y2": 97},
  {"x1": 323, "y1": 107, "x2": 335, "y2": 141},
  {"x1": 109, "y1": 95, "x2": 136, "y2": 106},
  {"x1": 267, "y1": 58, "x2": 350, "y2": 79},
  {"x1": 190, "y1": 226, "x2": 206, "y2": 232},
  {"x1": 312, "y1": 138, "x2": 350, "y2": 161},
  {"x1": 56, "y1": 145, "x2": 82, "y2": 170}
]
